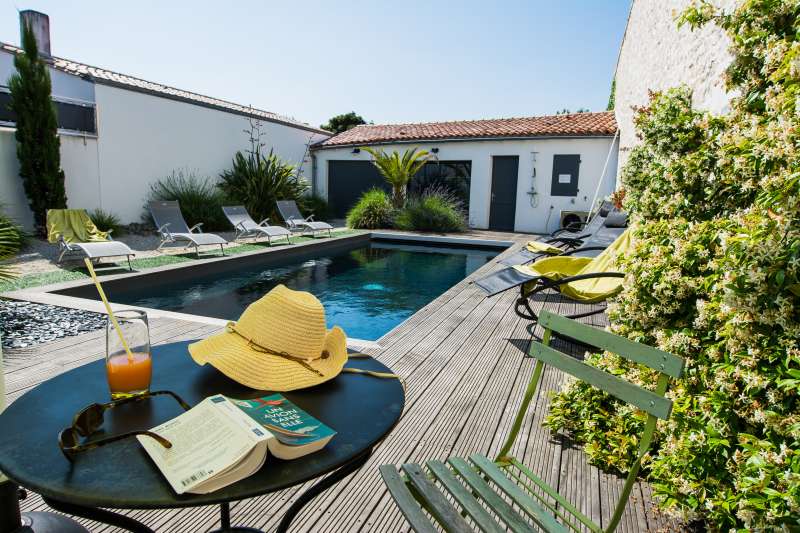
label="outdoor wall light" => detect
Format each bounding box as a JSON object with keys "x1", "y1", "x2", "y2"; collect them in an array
[
  {"x1": 431, "y1": 148, "x2": 439, "y2": 153},
  {"x1": 351, "y1": 148, "x2": 360, "y2": 154}
]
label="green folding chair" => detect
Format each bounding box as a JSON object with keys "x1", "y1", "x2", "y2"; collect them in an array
[{"x1": 379, "y1": 310, "x2": 684, "y2": 533}]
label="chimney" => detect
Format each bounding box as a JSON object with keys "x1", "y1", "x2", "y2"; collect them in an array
[{"x1": 19, "y1": 10, "x2": 51, "y2": 58}]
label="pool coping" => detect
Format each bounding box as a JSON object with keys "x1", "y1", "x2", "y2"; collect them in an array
[{"x1": 2, "y1": 231, "x2": 513, "y2": 350}]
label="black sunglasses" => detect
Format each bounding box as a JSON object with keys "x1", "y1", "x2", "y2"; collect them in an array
[{"x1": 58, "y1": 390, "x2": 191, "y2": 461}]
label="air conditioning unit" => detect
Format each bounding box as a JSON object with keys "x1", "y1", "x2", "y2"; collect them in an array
[{"x1": 560, "y1": 210, "x2": 589, "y2": 230}]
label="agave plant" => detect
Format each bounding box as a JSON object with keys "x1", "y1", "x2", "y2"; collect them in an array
[
  {"x1": 0, "y1": 215, "x2": 23, "y2": 281},
  {"x1": 218, "y1": 147, "x2": 308, "y2": 224},
  {"x1": 362, "y1": 147, "x2": 429, "y2": 208}
]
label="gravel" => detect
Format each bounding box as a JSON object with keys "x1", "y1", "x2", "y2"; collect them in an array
[{"x1": 0, "y1": 299, "x2": 106, "y2": 350}]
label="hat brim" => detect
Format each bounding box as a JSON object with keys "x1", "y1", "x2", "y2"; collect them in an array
[{"x1": 188, "y1": 326, "x2": 348, "y2": 391}]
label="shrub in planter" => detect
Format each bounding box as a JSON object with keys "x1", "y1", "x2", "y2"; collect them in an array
[
  {"x1": 543, "y1": 3, "x2": 800, "y2": 530},
  {"x1": 394, "y1": 188, "x2": 466, "y2": 232},
  {"x1": 346, "y1": 189, "x2": 394, "y2": 229},
  {"x1": 147, "y1": 169, "x2": 228, "y2": 231},
  {"x1": 88, "y1": 208, "x2": 124, "y2": 235}
]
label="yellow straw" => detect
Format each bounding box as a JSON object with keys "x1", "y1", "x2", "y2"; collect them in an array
[{"x1": 84, "y1": 258, "x2": 135, "y2": 363}]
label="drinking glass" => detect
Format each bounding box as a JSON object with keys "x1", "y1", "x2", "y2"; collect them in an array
[{"x1": 106, "y1": 310, "x2": 152, "y2": 399}]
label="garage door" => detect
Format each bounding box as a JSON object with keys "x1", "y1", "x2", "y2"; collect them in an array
[{"x1": 327, "y1": 161, "x2": 389, "y2": 218}]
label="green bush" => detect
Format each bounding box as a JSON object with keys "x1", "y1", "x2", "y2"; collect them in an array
[
  {"x1": 147, "y1": 169, "x2": 228, "y2": 231},
  {"x1": 346, "y1": 189, "x2": 394, "y2": 229},
  {"x1": 394, "y1": 188, "x2": 466, "y2": 232},
  {"x1": 218, "y1": 148, "x2": 307, "y2": 226},
  {"x1": 300, "y1": 194, "x2": 330, "y2": 221},
  {"x1": 0, "y1": 213, "x2": 23, "y2": 281},
  {"x1": 88, "y1": 208, "x2": 124, "y2": 235},
  {"x1": 544, "y1": 3, "x2": 800, "y2": 530}
]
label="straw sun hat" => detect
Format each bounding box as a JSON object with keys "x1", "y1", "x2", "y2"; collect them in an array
[{"x1": 188, "y1": 284, "x2": 348, "y2": 391}]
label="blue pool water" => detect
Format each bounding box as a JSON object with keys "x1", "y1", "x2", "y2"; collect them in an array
[{"x1": 106, "y1": 241, "x2": 498, "y2": 341}]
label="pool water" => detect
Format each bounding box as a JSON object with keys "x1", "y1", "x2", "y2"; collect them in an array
[{"x1": 107, "y1": 241, "x2": 498, "y2": 341}]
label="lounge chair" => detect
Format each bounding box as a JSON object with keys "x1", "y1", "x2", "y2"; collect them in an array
[
  {"x1": 222, "y1": 206, "x2": 292, "y2": 245},
  {"x1": 380, "y1": 310, "x2": 684, "y2": 533},
  {"x1": 475, "y1": 229, "x2": 631, "y2": 322},
  {"x1": 276, "y1": 200, "x2": 333, "y2": 238},
  {"x1": 148, "y1": 201, "x2": 227, "y2": 257},
  {"x1": 499, "y1": 202, "x2": 625, "y2": 266},
  {"x1": 47, "y1": 209, "x2": 135, "y2": 270}
]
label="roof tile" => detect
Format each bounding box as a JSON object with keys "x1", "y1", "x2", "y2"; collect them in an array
[{"x1": 315, "y1": 112, "x2": 616, "y2": 148}]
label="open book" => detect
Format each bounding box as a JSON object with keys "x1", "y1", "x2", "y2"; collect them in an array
[{"x1": 137, "y1": 394, "x2": 336, "y2": 495}]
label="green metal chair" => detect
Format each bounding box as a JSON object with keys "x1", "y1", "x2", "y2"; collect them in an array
[{"x1": 379, "y1": 310, "x2": 684, "y2": 533}]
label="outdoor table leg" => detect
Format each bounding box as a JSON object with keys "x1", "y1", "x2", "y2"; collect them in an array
[
  {"x1": 41, "y1": 496, "x2": 154, "y2": 533},
  {"x1": 275, "y1": 447, "x2": 373, "y2": 533}
]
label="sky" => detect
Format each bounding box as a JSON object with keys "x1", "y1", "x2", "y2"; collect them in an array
[{"x1": 0, "y1": 1, "x2": 631, "y2": 129}]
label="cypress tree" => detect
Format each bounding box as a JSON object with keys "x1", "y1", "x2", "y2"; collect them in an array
[{"x1": 7, "y1": 21, "x2": 67, "y2": 234}]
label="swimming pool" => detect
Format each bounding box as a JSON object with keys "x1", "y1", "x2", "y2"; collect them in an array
[{"x1": 61, "y1": 239, "x2": 498, "y2": 341}]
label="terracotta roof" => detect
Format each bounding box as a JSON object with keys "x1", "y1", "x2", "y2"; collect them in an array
[
  {"x1": 0, "y1": 42, "x2": 329, "y2": 135},
  {"x1": 313, "y1": 111, "x2": 617, "y2": 148}
]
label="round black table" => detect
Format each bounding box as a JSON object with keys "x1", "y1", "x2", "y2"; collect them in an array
[{"x1": 0, "y1": 341, "x2": 404, "y2": 533}]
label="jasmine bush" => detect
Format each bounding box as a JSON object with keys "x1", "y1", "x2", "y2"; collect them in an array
[
  {"x1": 346, "y1": 189, "x2": 394, "y2": 229},
  {"x1": 544, "y1": 2, "x2": 800, "y2": 530}
]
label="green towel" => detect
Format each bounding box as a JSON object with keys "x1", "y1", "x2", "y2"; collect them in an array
[
  {"x1": 47, "y1": 209, "x2": 109, "y2": 244},
  {"x1": 526, "y1": 241, "x2": 564, "y2": 255},
  {"x1": 514, "y1": 229, "x2": 632, "y2": 302}
]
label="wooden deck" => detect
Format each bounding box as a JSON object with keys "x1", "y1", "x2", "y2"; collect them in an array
[{"x1": 4, "y1": 238, "x2": 683, "y2": 532}]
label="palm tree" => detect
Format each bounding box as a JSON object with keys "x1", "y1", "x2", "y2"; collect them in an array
[
  {"x1": 363, "y1": 147, "x2": 429, "y2": 208},
  {"x1": 0, "y1": 216, "x2": 22, "y2": 281}
]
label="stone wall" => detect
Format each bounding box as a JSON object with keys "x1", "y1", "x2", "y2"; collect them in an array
[{"x1": 614, "y1": 0, "x2": 737, "y2": 170}]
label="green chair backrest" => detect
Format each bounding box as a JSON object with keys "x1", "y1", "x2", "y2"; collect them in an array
[{"x1": 496, "y1": 310, "x2": 684, "y2": 533}]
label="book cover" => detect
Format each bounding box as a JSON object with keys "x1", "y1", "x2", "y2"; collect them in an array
[{"x1": 231, "y1": 394, "x2": 336, "y2": 447}]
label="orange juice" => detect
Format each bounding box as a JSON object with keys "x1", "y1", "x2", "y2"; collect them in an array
[{"x1": 106, "y1": 352, "x2": 152, "y2": 399}]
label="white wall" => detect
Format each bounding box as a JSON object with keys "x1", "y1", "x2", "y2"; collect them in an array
[
  {"x1": 614, "y1": 0, "x2": 737, "y2": 169},
  {"x1": 314, "y1": 136, "x2": 618, "y2": 234},
  {"x1": 92, "y1": 84, "x2": 329, "y2": 223}
]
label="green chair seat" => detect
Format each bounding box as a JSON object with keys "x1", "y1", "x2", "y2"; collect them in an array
[{"x1": 380, "y1": 310, "x2": 684, "y2": 533}]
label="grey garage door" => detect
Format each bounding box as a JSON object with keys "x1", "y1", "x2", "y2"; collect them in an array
[{"x1": 327, "y1": 161, "x2": 389, "y2": 218}]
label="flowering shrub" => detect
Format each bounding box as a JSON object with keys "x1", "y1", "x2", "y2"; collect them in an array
[{"x1": 544, "y1": 2, "x2": 800, "y2": 530}]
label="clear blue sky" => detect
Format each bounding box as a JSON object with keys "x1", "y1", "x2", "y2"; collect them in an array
[{"x1": 1, "y1": 1, "x2": 630, "y2": 128}]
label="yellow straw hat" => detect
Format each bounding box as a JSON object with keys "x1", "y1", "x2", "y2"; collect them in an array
[{"x1": 188, "y1": 284, "x2": 348, "y2": 391}]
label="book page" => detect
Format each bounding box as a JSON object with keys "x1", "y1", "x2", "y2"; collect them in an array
[{"x1": 137, "y1": 395, "x2": 269, "y2": 494}]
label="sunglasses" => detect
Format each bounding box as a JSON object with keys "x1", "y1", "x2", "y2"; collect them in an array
[{"x1": 58, "y1": 390, "x2": 191, "y2": 461}]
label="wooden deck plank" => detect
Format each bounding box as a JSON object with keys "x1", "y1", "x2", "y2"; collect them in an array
[{"x1": 6, "y1": 237, "x2": 685, "y2": 532}]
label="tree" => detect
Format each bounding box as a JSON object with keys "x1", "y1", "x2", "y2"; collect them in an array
[
  {"x1": 321, "y1": 112, "x2": 367, "y2": 134},
  {"x1": 607, "y1": 78, "x2": 616, "y2": 111},
  {"x1": 363, "y1": 147, "x2": 429, "y2": 208},
  {"x1": 555, "y1": 108, "x2": 590, "y2": 115},
  {"x1": 7, "y1": 22, "x2": 67, "y2": 234}
]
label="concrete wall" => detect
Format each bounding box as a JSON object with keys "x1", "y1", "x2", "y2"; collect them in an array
[
  {"x1": 314, "y1": 136, "x2": 618, "y2": 234},
  {"x1": 92, "y1": 84, "x2": 328, "y2": 224},
  {"x1": 614, "y1": 0, "x2": 737, "y2": 169}
]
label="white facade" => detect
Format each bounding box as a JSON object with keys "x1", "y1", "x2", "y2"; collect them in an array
[
  {"x1": 313, "y1": 136, "x2": 618, "y2": 234},
  {"x1": 0, "y1": 48, "x2": 329, "y2": 229},
  {"x1": 614, "y1": 0, "x2": 737, "y2": 169}
]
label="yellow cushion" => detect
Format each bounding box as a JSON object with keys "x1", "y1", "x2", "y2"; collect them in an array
[
  {"x1": 513, "y1": 229, "x2": 632, "y2": 302},
  {"x1": 526, "y1": 241, "x2": 564, "y2": 255},
  {"x1": 47, "y1": 209, "x2": 109, "y2": 244}
]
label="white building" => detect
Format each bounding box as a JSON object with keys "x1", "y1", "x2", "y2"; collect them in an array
[
  {"x1": 0, "y1": 11, "x2": 330, "y2": 230},
  {"x1": 312, "y1": 113, "x2": 618, "y2": 234}
]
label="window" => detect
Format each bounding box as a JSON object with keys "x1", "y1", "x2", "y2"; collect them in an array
[
  {"x1": 0, "y1": 90, "x2": 97, "y2": 135},
  {"x1": 409, "y1": 161, "x2": 472, "y2": 205}
]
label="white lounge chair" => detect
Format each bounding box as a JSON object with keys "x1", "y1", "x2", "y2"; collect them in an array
[
  {"x1": 222, "y1": 206, "x2": 292, "y2": 245},
  {"x1": 46, "y1": 209, "x2": 135, "y2": 270},
  {"x1": 276, "y1": 200, "x2": 333, "y2": 238},
  {"x1": 148, "y1": 201, "x2": 227, "y2": 256}
]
